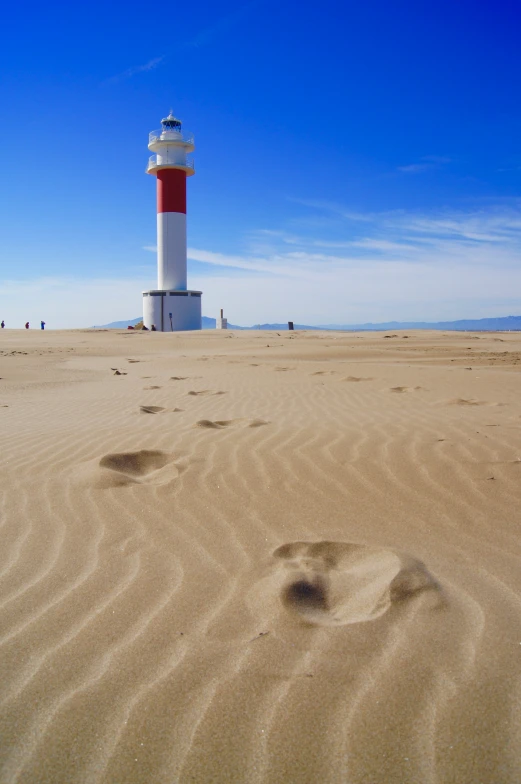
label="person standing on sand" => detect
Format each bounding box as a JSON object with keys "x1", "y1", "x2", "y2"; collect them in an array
[
  {"x1": 1, "y1": 320, "x2": 4, "y2": 328},
  {"x1": 41, "y1": 321, "x2": 45, "y2": 330},
  {"x1": 25, "y1": 322, "x2": 29, "y2": 329}
]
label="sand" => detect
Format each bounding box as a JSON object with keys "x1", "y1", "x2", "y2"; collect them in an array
[{"x1": 1, "y1": 327, "x2": 521, "y2": 783}]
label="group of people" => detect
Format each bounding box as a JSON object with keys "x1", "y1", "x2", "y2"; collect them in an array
[{"x1": 0, "y1": 321, "x2": 45, "y2": 329}]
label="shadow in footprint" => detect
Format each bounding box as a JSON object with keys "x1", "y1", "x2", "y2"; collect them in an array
[
  {"x1": 139, "y1": 405, "x2": 165, "y2": 414},
  {"x1": 341, "y1": 376, "x2": 373, "y2": 382},
  {"x1": 267, "y1": 540, "x2": 441, "y2": 626}
]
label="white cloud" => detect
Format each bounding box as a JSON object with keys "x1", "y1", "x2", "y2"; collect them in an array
[
  {"x1": 397, "y1": 155, "x2": 451, "y2": 173},
  {"x1": 190, "y1": 201, "x2": 521, "y2": 323},
  {"x1": 105, "y1": 56, "x2": 165, "y2": 84},
  {"x1": 397, "y1": 163, "x2": 431, "y2": 173},
  {"x1": 2, "y1": 202, "x2": 521, "y2": 328}
]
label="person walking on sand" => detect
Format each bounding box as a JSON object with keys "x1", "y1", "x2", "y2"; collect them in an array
[
  {"x1": 1, "y1": 320, "x2": 4, "y2": 328},
  {"x1": 40, "y1": 321, "x2": 45, "y2": 330},
  {"x1": 25, "y1": 322, "x2": 29, "y2": 329}
]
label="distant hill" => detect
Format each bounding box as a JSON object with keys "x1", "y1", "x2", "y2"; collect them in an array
[
  {"x1": 321, "y1": 316, "x2": 521, "y2": 331},
  {"x1": 92, "y1": 315, "x2": 521, "y2": 331},
  {"x1": 92, "y1": 317, "x2": 143, "y2": 329}
]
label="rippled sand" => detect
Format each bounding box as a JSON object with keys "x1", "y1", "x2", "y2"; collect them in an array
[{"x1": 1, "y1": 327, "x2": 521, "y2": 783}]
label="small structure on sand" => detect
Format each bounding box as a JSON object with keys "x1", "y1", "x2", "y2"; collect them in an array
[{"x1": 216, "y1": 309, "x2": 228, "y2": 329}]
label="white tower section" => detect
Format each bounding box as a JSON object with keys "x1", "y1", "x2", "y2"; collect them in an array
[{"x1": 142, "y1": 112, "x2": 202, "y2": 331}]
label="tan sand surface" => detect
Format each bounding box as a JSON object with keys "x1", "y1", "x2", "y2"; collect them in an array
[{"x1": 1, "y1": 327, "x2": 521, "y2": 783}]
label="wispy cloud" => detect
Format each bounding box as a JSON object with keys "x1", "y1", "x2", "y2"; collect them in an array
[
  {"x1": 397, "y1": 155, "x2": 452, "y2": 174},
  {"x1": 180, "y1": 201, "x2": 521, "y2": 323},
  {"x1": 15, "y1": 201, "x2": 519, "y2": 328},
  {"x1": 397, "y1": 163, "x2": 432, "y2": 173},
  {"x1": 5, "y1": 201, "x2": 521, "y2": 327},
  {"x1": 105, "y1": 55, "x2": 165, "y2": 85}
]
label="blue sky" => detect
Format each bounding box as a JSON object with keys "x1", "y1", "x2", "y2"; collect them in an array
[{"x1": 1, "y1": 0, "x2": 520, "y2": 327}]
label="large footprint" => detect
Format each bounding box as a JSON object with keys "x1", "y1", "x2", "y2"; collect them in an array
[
  {"x1": 269, "y1": 541, "x2": 440, "y2": 626},
  {"x1": 75, "y1": 450, "x2": 181, "y2": 489}
]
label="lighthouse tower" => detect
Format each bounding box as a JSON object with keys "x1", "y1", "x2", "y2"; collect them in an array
[{"x1": 142, "y1": 112, "x2": 202, "y2": 331}]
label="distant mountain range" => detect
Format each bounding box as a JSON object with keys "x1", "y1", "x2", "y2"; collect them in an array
[{"x1": 93, "y1": 315, "x2": 521, "y2": 331}]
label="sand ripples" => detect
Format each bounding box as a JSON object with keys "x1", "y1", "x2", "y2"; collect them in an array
[{"x1": 1, "y1": 331, "x2": 521, "y2": 782}]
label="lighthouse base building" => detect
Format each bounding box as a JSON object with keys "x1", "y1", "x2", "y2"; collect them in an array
[
  {"x1": 143, "y1": 289, "x2": 202, "y2": 332},
  {"x1": 142, "y1": 113, "x2": 202, "y2": 331}
]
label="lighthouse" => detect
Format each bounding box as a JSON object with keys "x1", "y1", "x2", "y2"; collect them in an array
[{"x1": 142, "y1": 112, "x2": 202, "y2": 331}]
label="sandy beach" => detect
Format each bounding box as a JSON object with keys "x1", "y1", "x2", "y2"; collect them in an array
[{"x1": 1, "y1": 326, "x2": 521, "y2": 783}]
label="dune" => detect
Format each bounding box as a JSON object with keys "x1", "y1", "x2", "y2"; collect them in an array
[{"x1": 0, "y1": 327, "x2": 521, "y2": 782}]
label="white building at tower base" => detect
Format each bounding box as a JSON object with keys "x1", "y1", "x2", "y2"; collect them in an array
[{"x1": 143, "y1": 290, "x2": 202, "y2": 331}]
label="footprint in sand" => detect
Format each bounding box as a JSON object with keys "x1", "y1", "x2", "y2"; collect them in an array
[
  {"x1": 195, "y1": 419, "x2": 236, "y2": 429},
  {"x1": 195, "y1": 418, "x2": 269, "y2": 430},
  {"x1": 390, "y1": 386, "x2": 424, "y2": 393},
  {"x1": 341, "y1": 376, "x2": 373, "y2": 382},
  {"x1": 311, "y1": 370, "x2": 337, "y2": 376},
  {"x1": 170, "y1": 376, "x2": 188, "y2": 381},
  {"x1": 188, "y1": 390, "x2": 227, "y2": 396},
  {"x1": 139, "y1": 405, "x2": 165, "y2": 414},
  {"x1": 91, "y1": 450, "x2": 181, "y2": 488},
  {"x1": 275, "y1": 367, "x2": 294, "y2": 372},
  {"x1": 143, "y1": 385, "x2": 162, "y2": 390},
  {"x1": 449, "y1": 398, "x2": 487, "y2": 406},
  {"x1": 260, "y1": 541, "x2": 441, "y2": 626}
]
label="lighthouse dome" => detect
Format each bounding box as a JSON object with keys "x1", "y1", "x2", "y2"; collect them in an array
[{"x1": 161, "y1": 112, "x2": 182, "y2": 131}]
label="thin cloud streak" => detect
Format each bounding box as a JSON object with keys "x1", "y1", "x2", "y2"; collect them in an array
[
  {"x1": 105, "y1": 55, "x2": 165, "y2": 84},
  {"x1": 397, "y1": 155, "x2": 452, "y2": 173},
  {"x1": 397, "y1": 163, "x2": 431, "y2": 173}
]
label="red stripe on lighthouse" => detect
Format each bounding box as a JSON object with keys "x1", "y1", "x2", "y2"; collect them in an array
[{"x1": 157, "y1": 169, "x2": 187, "y2": 214}]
